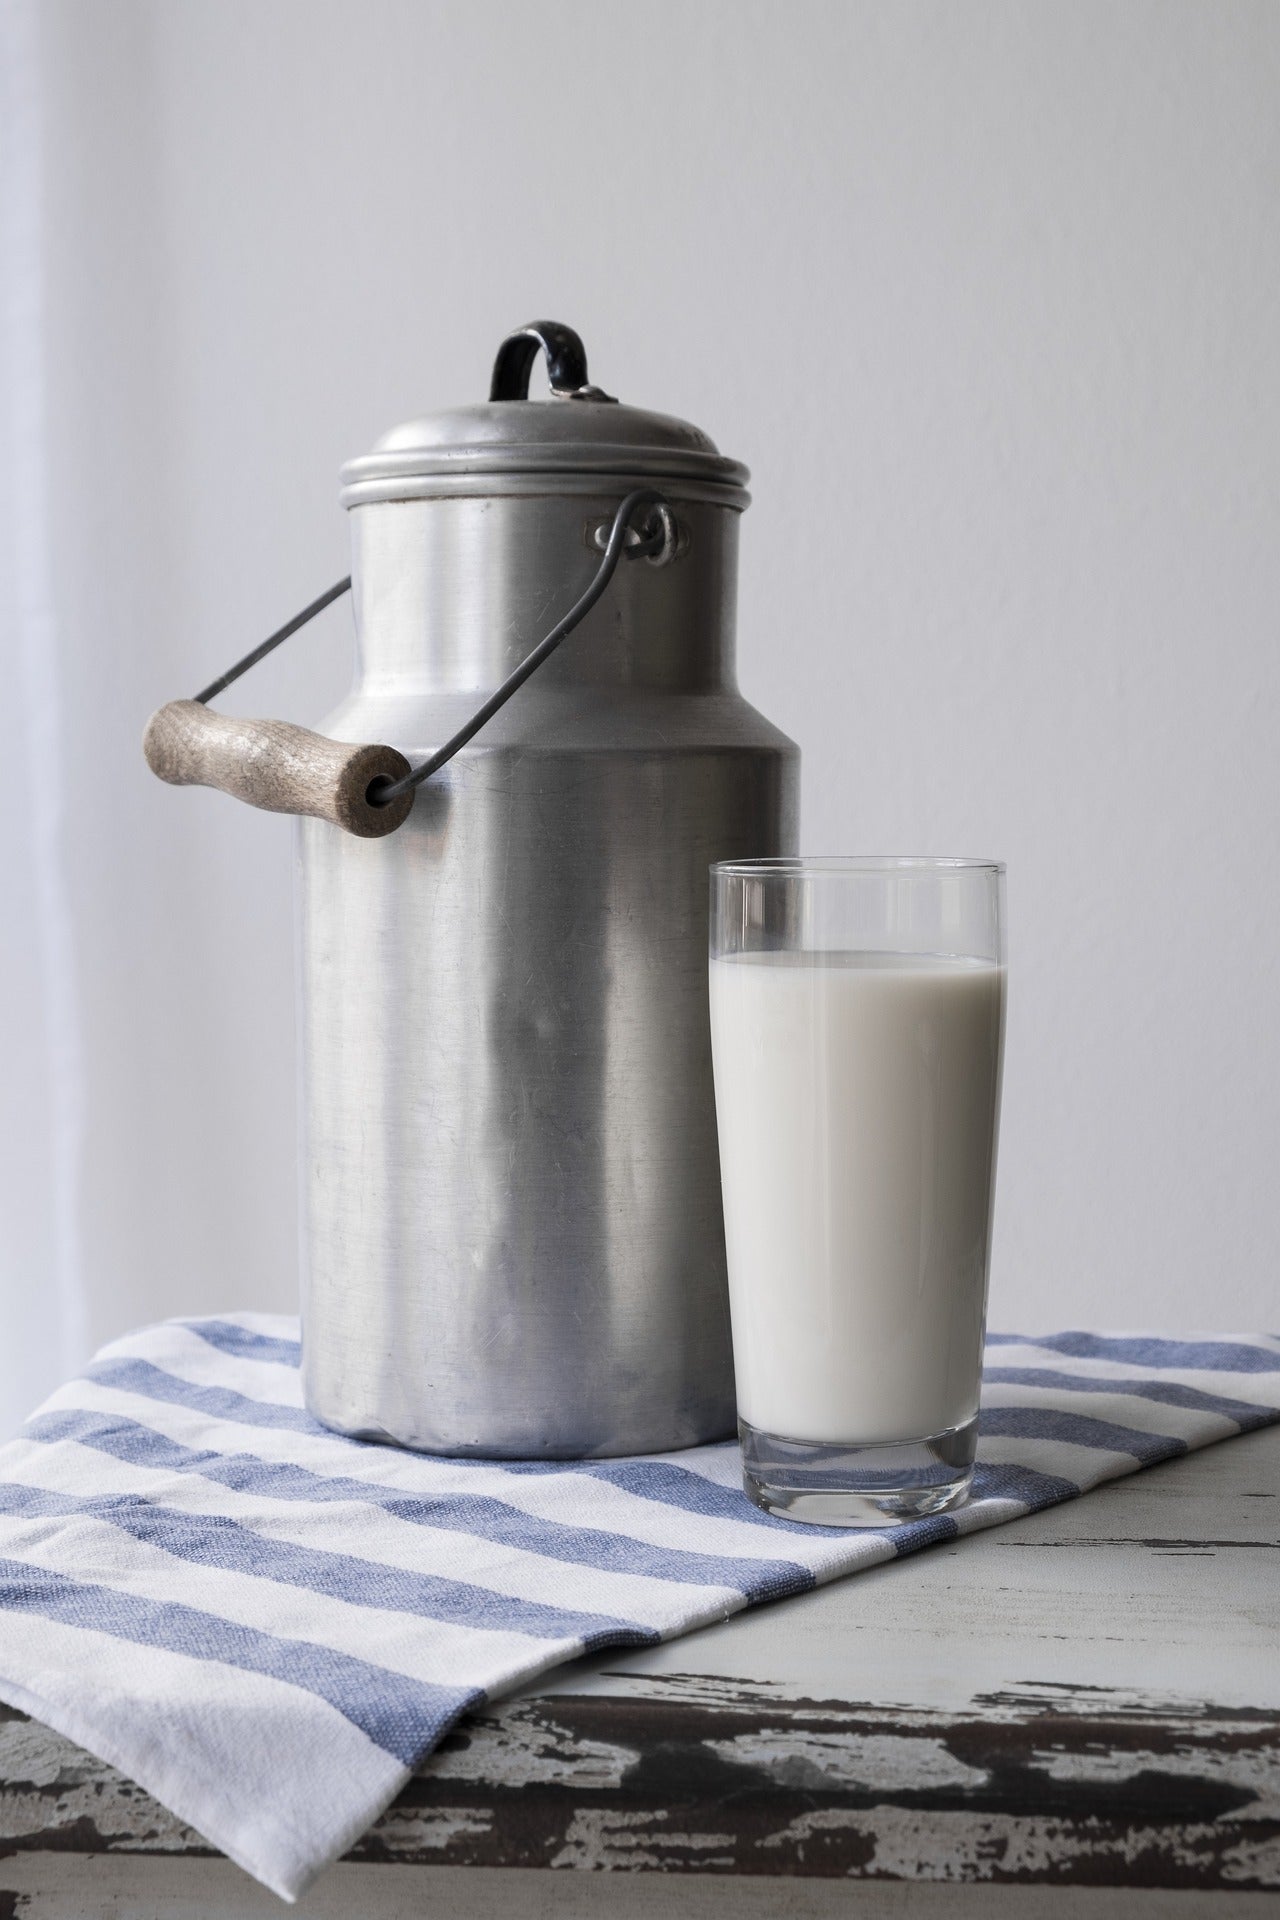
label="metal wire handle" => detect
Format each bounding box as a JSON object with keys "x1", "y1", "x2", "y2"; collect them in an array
[{"x1": 191, "y1": 488, "x2": 669, "y2": 809}]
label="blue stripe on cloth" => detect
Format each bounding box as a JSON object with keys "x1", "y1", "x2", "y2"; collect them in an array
[
  {"x1": 503, "y1": 1458, "x2": 857, "y2": 1539},
  {"x1": 180, "y1": 1321, "x2": 303, "y2": 1368},
  {"x1": 983, "y1": 1366, "x2": 1276, "y2": 1429},
  {"x1": 0, "y1": 1554, "x2": 475, "y2": 1765},
  {"x1": 984, "y1": 1332, "x2": 1280, "y2": 1375},
  {"x1": 891, "y1": 1512, "x2": 961, "y2": 1553},
  {"x1": 887, "y1": 1461, "x2": 1082, "y2": 1557},
  {"x1": 0, "y1": 1474, "x2": 655, "y2": 1651},
  {"x1": 970, "y1": 1461, "x2": 1082, "y2": 1509},
  {"x1": 979, "y1": 1405, "x2": 1187, "y2": 1465},
  {"x1": 25, "y1": 1409, "x2": 814, "y2": 1602},
  {"x1": 87, "y1": 1359, "x2": 324, "y2": 1434}
]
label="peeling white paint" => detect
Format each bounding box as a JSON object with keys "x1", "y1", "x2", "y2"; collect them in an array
[
  {"x1": 1029, "y1": 1740, "x2": 1280, "y2": 1819},
  {"x1": 706, "y1": 1729, "x2": 989, "y2": 1793},
  {"x1": 975, "y1": 1683, "x2": 1230, "y2": 1722},
  {"x1": 550, "y1": 1809, "x2": 735, "y2": 1872},
  {"x1": 427, "y1": 1709, "x2": 637, "y2": 1791},
  {"x1": 756, "y1": 1804, "x2": 1247, "y2": 1883},
  {"x1": 863, "y1": 1808, "x2": 1227, "y2": 1882},
  {"x1": 1221, "y1": 1832, "x2": 1280, "y2": 1883},
  {"x1": 0, "y1": 1716, "x2": 78, "y2": 1789},
  {"x1": 0, "y1": 1777, "x2": 195, "y2": 1850},
  {"x1": 369, "y1": 1804, "x2": 493, "y2": 1853},
  {"x1": 759, "y1": 1807, "x2": 870, "y2": 1851}
]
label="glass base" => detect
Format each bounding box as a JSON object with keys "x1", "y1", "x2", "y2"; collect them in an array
[{"x1": 739, "y1": 1414, "x2": 978, "y2": 1528}]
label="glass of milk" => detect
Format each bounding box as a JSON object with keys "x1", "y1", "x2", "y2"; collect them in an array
[{"x1": 709, "y1": 857, "x2": 1006, "y2": 1526}]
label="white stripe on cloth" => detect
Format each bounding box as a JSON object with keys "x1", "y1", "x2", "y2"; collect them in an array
[
  {"x1": 0, "y1": 1316, "x2": 1275, "y2": 1903},
  {"x1": 0, "y1": 1602, "x2": 406, "y2": 1899}
]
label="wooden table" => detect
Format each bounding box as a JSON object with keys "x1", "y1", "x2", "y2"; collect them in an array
[{"x1": 1, "y1": 1425, "x2": 1276, "y2": 1917}]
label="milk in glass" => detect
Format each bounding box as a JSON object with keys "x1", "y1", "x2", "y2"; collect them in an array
[{"x1": 709, "y1": 951, "x2": 1005, "y2": 1444}]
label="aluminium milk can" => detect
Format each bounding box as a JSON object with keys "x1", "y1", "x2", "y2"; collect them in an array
[{"x1": 146, "y1": 321, "x2": 799, "y2": 1457}]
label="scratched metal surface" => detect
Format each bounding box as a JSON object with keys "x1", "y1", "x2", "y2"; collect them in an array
[{"x1": 0, "y1": 1425, "x2": 1276, "y2": 1909}]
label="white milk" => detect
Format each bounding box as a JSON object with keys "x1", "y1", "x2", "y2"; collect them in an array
[{"x1": 709, "y1": 951, "x2": 1005, "y2": 1444}]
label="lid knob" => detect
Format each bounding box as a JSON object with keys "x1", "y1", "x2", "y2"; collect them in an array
[{"x1": 489, "y1": 321, "x2": 616, "y2": 404}]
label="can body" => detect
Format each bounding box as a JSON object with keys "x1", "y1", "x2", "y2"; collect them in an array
[{"x1": 298, "y1": 490, "x2": 798, "y2": 1455}]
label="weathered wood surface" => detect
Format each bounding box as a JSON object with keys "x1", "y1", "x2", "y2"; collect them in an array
[
  {"x1": 2, "y1": 1680, "x2": 1277, "y2": 1896},
  {"x1": 355, "y1": 1679, "x2": 1280, "y2": 1888},
  {"x1": 1, "y1": 1425, "x2": 1277, "y2": 1916}
]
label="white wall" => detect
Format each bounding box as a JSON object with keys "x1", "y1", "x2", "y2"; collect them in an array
[{"x1": 3, "y1": 0, "x2": 1278, "y2": 1420}]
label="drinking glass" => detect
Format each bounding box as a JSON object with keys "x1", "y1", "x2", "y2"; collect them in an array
[{"x1": 709, "y1": 857, "x2": 1006, "y2": 1526}]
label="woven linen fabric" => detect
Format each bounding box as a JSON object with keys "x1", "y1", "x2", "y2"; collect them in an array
[{"x1": 0, "y1": 1318, "x2": 1276, "y2": 1900}]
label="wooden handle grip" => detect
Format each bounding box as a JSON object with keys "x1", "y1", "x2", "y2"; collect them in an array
[{"x1": 143, "y1": 700, "x2": 415, "y2": 838}]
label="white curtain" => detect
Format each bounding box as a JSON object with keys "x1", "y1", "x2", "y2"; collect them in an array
[
  {"x1": 0, "y1": 0, "x2": 314, "y2": 1434},
  {"x1": 0, "y1": 0, "x2": 88, "y2": 1428}
]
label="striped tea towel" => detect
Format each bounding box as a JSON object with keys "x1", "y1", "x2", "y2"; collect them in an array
[{"x1": 0, "y1": 1317, "x2": 1277, "y2": 1901}]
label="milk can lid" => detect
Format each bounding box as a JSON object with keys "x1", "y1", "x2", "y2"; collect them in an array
[{"x1": 339, "y1": 321, "x2": 749, "y2": 510}]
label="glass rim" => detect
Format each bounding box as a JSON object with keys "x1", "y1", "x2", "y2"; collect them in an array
[{"x1": 710, "y1": 854, "x2": 1005, "y2": 879}]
